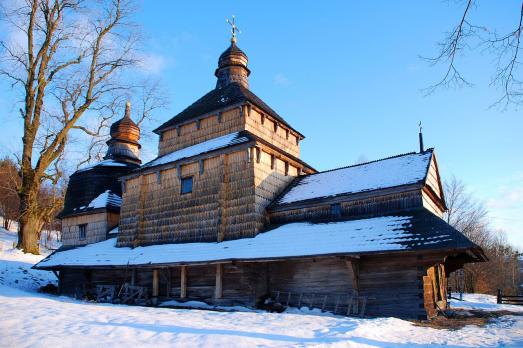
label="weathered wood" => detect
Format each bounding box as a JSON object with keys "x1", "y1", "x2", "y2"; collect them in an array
[
  {"x1": 152, "y1": 269, "x2": 159, "y2": 305},
  {"x1": 345, "y1": 258, "x2": 360, "y2": 294},
  {"x1": 180, "y1": 266, "x2": 187, "y2": 299},
  {"x1": 215, "y1": 263, "x2": 223, "y2": 299}
]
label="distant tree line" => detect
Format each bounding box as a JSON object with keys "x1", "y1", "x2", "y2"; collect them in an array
[{"x1": 445, "y1": 176, "x2": 521, "y2": 295}]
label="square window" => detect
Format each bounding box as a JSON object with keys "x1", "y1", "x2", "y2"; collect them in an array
[
  {"x1": 330, "y1": 203, "x2": 342, "y2": 218},
  {"x1": 181, "y1": 176, "x2": 193, "y2": 194},
  {"x1": 79, "y1": 224, "x2": 87, "y2": 240}
]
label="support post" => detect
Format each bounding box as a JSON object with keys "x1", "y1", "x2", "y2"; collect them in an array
[
  {"x1": 152, "y1": 269, "x2": 159, "y2": 305},
  {"x1": 131, "y1": 269, "x2": 136, "y2": 285},
  {"x1": 215, "y1": 263, "x2": 223, "y2": 299},
  {"x1": 180, "y1": 266, "x2": 187, "y2": 299},
  {"x1": 346, "y1": 258, "x2": 360, "y2": 295}
]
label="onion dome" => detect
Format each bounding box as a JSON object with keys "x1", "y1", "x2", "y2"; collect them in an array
[
  {"x1": 104, "y1": 101, "x2": 141, "y2": 164},
  {"x1": 215, "y1": 41, "x2": 250, "y2": 89}
]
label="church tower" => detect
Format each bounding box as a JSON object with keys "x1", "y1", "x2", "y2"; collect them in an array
[
  {"x1": 116, "y1": 21, "x2": 315, "y2": 247},
  {"x1": 60, "y1": 104, "x2": 141, "y2": 247}
]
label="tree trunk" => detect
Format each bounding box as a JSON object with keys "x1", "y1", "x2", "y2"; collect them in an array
[
  {"x1": 18, "y1": 214, "x2": 43, "y2": 254},
  {"x1": 17, "y1": 181, "x2": 43, "y2": 255}
]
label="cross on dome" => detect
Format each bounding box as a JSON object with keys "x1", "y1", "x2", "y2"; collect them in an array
[{"x1": 226, "y1": 15, "x2": 241, "y2": 43}]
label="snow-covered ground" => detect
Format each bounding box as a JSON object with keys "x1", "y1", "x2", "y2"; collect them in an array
[
  {"x1": 1, "y1": 227, "x2": 523, "y2": 347},
  {"x1": 0, "y1": 228, "x2": 58, "y2": 291}
]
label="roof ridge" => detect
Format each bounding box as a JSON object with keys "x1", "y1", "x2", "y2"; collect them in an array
[{"x1": 305, "y1": 148, "x2": 434, "y2": 177}]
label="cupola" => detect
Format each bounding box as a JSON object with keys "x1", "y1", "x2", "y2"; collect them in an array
[
  {"x1": 215, "y1": 17, "x2": 250, "y2": 89},
  {"x1": 104, "y1": 101, "x2": 141, "y2": 164}
]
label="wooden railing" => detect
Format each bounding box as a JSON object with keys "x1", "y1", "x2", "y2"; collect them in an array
[{"x1": 497, "y1": 289, "x2": 523, "y2": 305}]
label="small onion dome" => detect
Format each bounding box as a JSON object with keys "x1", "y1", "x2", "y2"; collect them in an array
[
  {"x1": 109, "y1": 101, "x2": 140, "y2": 147},
  {"x1": 215, "y1": 42, "x2": 251, "y2": 89}
]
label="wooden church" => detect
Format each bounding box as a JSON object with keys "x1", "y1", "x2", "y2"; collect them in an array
[{"x1": 36, "y1": 27, "x2": 486, "y2": 319}]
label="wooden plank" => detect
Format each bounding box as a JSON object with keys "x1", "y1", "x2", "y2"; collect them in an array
[
  {"x1": 180, "y1": 265, "x2": 187, "y2": 299},
  {"x1": 215, "y1": 263, "x2": 223, "y2": 299},
  {"x1": 152, "y1": 269, "x2": 159, "y2": 305},
  {"x1": 345, "y1": 258, "x2": 360, "y2": 294}
]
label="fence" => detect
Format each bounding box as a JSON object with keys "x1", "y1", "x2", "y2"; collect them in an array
[{"x1": 497, "y1": 289, "x2": 523, "y2": 305}]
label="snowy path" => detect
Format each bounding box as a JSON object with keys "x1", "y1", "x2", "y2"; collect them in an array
[{"x1": 1, "y1": 284, "x2": 523, "y2": 348}]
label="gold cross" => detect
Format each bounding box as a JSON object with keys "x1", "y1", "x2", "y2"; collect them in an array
[{"x1": 226, "y1": 15, "x2": 241, "y2": 43}]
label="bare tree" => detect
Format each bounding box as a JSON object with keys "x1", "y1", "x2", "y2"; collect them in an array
[
  {"x1": 444, "y1": 176, "x2": 520, "y2": 294},
  {"x1": 0, "y1": 0, "x2": 142, "y2": 254},
  {"x1": 425, "y1": 0, "x2": 523, "y2": 108},
  {"x1": 73, "y1": 79, "x2": 168, "y2": 170}
]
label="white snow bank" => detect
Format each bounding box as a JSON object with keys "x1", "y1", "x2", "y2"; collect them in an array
[
  {"x1": 142, "y1": 131, "x2": 250, "y2": 168},
  {"x1": 36, "y1": 215, "x2": 413, "y2": 268},
  {"x1": 450, "y1": 293, "x2": 523, "y2": 313},
  {"x1": 1, "y1": 284, "x2": 523, "y2": 348},
  {"x1": 276, "y1": 151, "x2": 432, "y2": 205},
  {"x1": 0, "y1": 228, "x2": 57, "y2": 291}
]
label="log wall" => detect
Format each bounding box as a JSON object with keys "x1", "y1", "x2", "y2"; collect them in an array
[
  {"x1": 245, "y1": 107, "x2": 300, "y2": 157},
  {"x1": 269, "y1": 190, "x2": 423, "y2": 224},
  {"x1": 254, "y1": 149, "x2": 298, "y2": 231},
  {"x1": 58, "y1": 252, "x2": 448, "y2": 319},
  {"x1": 62, "y1": 211, "x2": 117, "y2": 246},
  {"x1": 158, "y1": 108, "x2": 243, "y2": 156},
  {"x1": 117, "y1": 149, "x2": 257, "y2": 246},
  {"x1": 157, "y1": 104, "x2": 301, "y2": 158}
]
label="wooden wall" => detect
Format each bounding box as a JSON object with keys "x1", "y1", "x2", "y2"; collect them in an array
[
  {"x1": 254, "y1": 149, "x2": 298, "y2": 231},
  {"x1": 269, "y1": 190, "x2": 423, "y2": 224},
  {"x1": 158, "y1": 108, "x2": 243, "y2": 156},
  {"x1": 157, "y1": 103, "x2": 301, "y2": 159},
  {"x1": 117, "y1": 149, "x2": 257, "y2": 246},
  {"x1": 58, "y1": 252, "x2": 448, "y2": 319},
  {"x1": 62, "y1": 212, "x2": 115, "y2": 246},
  {"x1": 245, "y1": 107, "x2": 300, "y2": 157}
]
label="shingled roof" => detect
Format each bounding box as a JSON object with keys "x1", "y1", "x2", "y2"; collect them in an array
[
  {"x1": 153, "y1": 82, "x2": 303, "y2": 137},
  {"x1": 271, "y1": 150, "x2": 434, "y2": 208},
  {"x1": 35, "y1": 208, "x2": 485, "y2": 270}
]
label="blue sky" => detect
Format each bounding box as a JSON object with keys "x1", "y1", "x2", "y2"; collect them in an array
[{"x1": 1, "y1": 1, "x2": 522, "y2": 248}]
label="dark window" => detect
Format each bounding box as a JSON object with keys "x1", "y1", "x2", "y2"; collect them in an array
[
  {"x1": 79, "y1": 224, "x2": 87, "y2": 240},
  {"x1": 181, "y1": 177, "x2": 193, "y2": 194},
  {"x1": 330, "y1": 203, "x2": 342, "y2": 218}
]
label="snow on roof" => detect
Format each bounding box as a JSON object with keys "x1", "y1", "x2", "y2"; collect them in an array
[
  {"x1": 142, "y1": 131, "x2": 251, "y2": 169},
  {"x1": 88, "y1": 190, "x2": 122, "y2": 209},
  {"x1": 37, "y1": 216, "x2": 410, "y2": 268},
  {"x1": 35, "y1": 210, "x2": 477, "y2": 269},
  {"x1": 71, "y1": 190, "x2": 122, "y2": 213},
  {"x1": 273, "y1": 151, "x2": 433, "y2": 206},
  {"x1": 76, "y1": 159, "x2": 129, "y2": 173}
]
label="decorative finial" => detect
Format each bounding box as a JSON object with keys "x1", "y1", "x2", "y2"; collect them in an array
[
  {"x1": 226, "y1": 15, "x2": 241, "y2": 43},
  {"x1": 125, "y1": 101, "x2": 131, "y2": 118},
  {"x1": 418, "y1": 121, "x2": 424, "y2": 153}
]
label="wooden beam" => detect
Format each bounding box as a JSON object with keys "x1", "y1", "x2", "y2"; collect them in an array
[
  {"x1": 131, "y1": 269, "x2": 136, "y2": 285},
  {"x1": 152, "y1": 269, "x2": 159, "y2": 305},
  {"x1": 180, "y1": 266, "x2": 187, "y2": 299},
  {"x1": 345, "y1": 259, "x2": 360, "y2": 295},
  {"x1": 215, "y1": 263, "x2": 223, "y2": 299}
]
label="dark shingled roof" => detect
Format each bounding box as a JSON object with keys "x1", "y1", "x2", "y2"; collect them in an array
[
  {"x1": 153, "y1": 82, "x2": 303, "y2": 137},
  {"x1": 60, "y1": 161, "x2": 138, "y2": 218}
]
